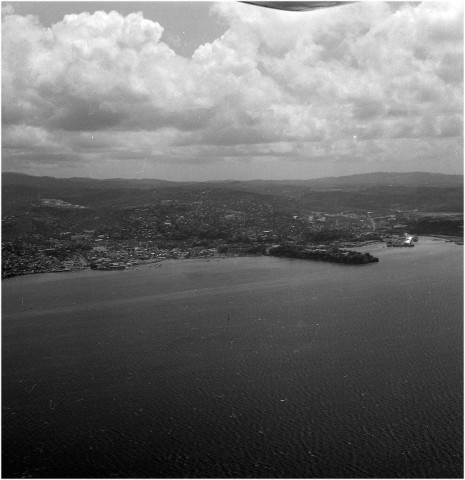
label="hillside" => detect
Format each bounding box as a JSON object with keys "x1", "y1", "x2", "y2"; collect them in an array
[
  {"x1": 2, "y1": 171, "x2": 463, "y2": 215},
  {"x1": 2, "y1": 171, "x2": 463, "y2": 279}
]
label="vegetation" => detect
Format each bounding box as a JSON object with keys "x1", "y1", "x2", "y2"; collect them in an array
[{"x1": 2, "y1": 172, "x2": 462, "y2": 278}]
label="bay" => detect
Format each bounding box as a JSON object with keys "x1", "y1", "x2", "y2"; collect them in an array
[{"x1": 2, "y1": 237, "x2": 463, "y2": 478}]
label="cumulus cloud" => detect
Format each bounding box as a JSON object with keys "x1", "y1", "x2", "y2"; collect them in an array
[{"x1": 1, "y1": 2, "x2": 463, "y2": 179}]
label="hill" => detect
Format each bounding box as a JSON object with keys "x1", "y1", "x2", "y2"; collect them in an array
[
  {"x1": 295, "y1": 171, "x2": 463, "y2": 187},
  {"x1": 2, "y1": 171, "x2": 463, "y2": 214}
]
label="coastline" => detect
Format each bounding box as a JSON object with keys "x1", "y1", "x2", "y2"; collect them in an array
[
  {"x1": 424, "y1": 234, "x2": 464, "y2": 243},
  {"x1": 3, "y1": 236, "x2": 462, "y2": 281},
  {"x1": 2, "y1": 236, "x2": 462, "y2": 286}
]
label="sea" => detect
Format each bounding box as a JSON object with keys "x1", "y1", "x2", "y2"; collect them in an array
[{"x1": 2, "y1": 237, "x2": 463, "y2": 478}]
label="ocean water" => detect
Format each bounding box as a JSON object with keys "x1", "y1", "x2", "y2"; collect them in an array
[{"x1": 2, "y1": 237, "x2": 463, "y2": 478}]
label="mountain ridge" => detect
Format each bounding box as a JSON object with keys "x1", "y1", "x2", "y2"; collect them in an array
[{"x1": 2, "y1": 171, "x2": 463, "y2": 188}]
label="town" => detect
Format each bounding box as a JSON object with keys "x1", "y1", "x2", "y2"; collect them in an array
[{"x1": 3, "y1": 184, "x2": 463, "y2": 278}]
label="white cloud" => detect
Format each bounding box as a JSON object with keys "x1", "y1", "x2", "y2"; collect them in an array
[{"x1": 2, "y1": 2, "x2": 463, "y2": 179}]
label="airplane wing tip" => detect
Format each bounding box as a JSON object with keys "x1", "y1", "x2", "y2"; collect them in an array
[{"x1": 240, "y1": 2, "x2": 356, "y2": 12}]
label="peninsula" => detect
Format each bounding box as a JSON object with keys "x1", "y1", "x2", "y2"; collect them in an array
[{"x1": 267, "y1": 244, "x2": 379, "y2": 264}]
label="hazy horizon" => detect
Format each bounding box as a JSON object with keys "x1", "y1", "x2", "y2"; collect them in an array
[
  {"x1": 2, "y1": 169, "x2": 463, "y2": 184},
  {"x1": 2, "y1": 1, "x2": 463, "y2": 181}
]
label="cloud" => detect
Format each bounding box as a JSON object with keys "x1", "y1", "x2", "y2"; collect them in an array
[
  {"x1": 1, "y1": 3, "x2": 14, "y2": 16},
  {"x1": 1, "y1": 2, "x2": 463, "y2": 179}
]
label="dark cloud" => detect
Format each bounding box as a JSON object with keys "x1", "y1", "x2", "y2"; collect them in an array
[
  {"x1": 124, "y1": 107, "x2": 217, "y2": 132},
  {"x1": 352, "y1": 99, "x2": 386, "y2": 120},
  {"x1": 437, "y1": 116, "x2": 463, "y2": 138},
  {"x1": 436, "y1": 52, "x2": 464, "y2": 84},
  {"x1": 48, "y1": 103, "x2": 125, "y2": 131},
  {"x1": 199, "y1": 126, "x2": 281, "y2": 146}
]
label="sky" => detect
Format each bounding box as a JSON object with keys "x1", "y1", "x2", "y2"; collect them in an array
[{"x1": 2, "y1": 1, "x2": 463, "y2": 180}]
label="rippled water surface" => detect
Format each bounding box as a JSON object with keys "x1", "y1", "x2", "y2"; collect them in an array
[{"x1": 2, "y1": 238, "x2": 463, "y2": 478}]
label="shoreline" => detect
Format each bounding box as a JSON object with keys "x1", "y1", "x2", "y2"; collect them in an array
[
  {"x1": 424, "y1": 234, "x2": 464, "y2": 243},
  {"x1": 3, "y1": 236, "x2": 462, "y2": 280}
]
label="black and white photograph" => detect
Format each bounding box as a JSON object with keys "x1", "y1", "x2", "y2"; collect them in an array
[{"x1": 2, "y1": 1, "x2": 463, "y2": 478}]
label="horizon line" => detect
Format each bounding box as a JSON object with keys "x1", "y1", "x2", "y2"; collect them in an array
[{"x1": 2, "y1": 170, "x2": 464, "y2": 183}]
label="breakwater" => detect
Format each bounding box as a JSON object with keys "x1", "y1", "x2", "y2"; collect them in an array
[{"x1": 268, "y1": 245, "x2": 379, "y2": 264}]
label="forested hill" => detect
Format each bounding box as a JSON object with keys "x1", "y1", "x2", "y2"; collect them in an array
[
  {"x1": 3, "y1": 171, "x2": 463, "y2": 189},
  {"x1": 266, "y1": 171, "x2": 463, "y2": 187},
  {"x1": 2, "y1": 171, "x2": 463, "y2": 214}
]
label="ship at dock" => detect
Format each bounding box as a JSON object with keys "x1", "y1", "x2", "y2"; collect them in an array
[{"x1": 385, "y1": 235, "x2": 418, "y2": 247}]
